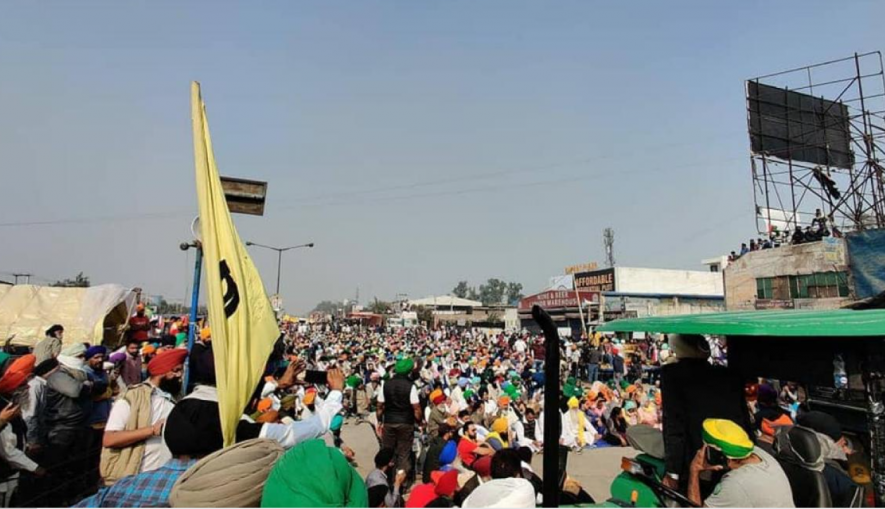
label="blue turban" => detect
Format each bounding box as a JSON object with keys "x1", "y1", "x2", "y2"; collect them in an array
[
  {"x1": 439, "y1": 440, "x2": 457, "y2": 466},
  {"x1": 458, "y1": 377, "x2": 469, "y2": 388},
  {"x1": 85, "y1": 345, "x2": 107, "y2": 360}
]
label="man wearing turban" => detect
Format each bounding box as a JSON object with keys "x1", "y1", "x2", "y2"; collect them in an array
[
  {"x1": 84, "y1": 345, "x2": 111, "y2": 489},
  {"x1": 376, "y1": 357, "x2": 422, "y2": 486},
  {"x1": 661, "y1": 334, "x2": 752, "y2": 493},
  {"x1": 561, "y1": 396, "x2": 597, "y2": 451},
  {"x1": 0, "y1": 354, "x2": 44, "y2": 506},
  {"x1": 74, "y1": 387, "x2": 226, "y2": 508},
  {"x1": 262, "y1": 439, "x2": 367, "y2": 508},
  {"x1": 688, "y1": 419, "x2": 793, "y2": 508},
  {"x1": 100, "y1": 348, "x2": 187, "y2": 485},
  {"x1": 426, "y1": 388, "x2": 447, "y2": 438},
  {"x1": 35, "y1": 343, "x2": 93, "y2": 505}
]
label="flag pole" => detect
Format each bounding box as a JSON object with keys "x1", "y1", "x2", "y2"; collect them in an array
[{"x1": 182, "y1": 242, "x2": 202, "y2": 393}]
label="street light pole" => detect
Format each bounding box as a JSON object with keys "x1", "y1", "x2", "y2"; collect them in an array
[
  {"x1": 245, "y1": 241, "x2": 315, "y2": 297},
  {"x1": 276, "y1": 249, "x2": 283, "y2": 296}
]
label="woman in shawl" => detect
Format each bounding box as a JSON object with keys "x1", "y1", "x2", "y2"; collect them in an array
[{"x1": 604, "y1": 407, "x2": 629, "y2": 447}]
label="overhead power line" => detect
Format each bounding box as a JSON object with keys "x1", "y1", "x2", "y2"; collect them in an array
[{"x1": 0, "y1": 134, "x2": 747, "y2": 229}]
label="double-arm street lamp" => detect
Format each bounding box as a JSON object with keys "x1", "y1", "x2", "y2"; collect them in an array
[{"x1": 245, "y1": 241, "x2": 315, "y2": 295}]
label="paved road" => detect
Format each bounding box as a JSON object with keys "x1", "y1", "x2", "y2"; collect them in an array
[{"x1": 335, "y1": 419, "x2": 636, "y2": 503}]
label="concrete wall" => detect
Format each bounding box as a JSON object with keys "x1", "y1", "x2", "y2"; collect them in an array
[
  {"x1": 724, "y1": 237, "x2": 851, "y2": 310},
  {"x1": 604, "y1": 295, "x2": 724, "y2": 318},
  {"x1": 615, "y1": 267, "x2": 724, "y2": 296}
]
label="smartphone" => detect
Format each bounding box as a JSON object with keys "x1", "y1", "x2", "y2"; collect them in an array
[
  {"x1": 705, "y1": 446, "x2": 728, "y2": 467},
  {"x1": 305, "y1": 370, "x2": 328, "y2": 385}
]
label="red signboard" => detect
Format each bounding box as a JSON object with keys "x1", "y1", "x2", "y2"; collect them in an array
[{"x1": 519, "y1": 290, "x2": 595, "y2": 311}]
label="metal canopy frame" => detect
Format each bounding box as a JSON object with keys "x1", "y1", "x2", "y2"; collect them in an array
[{"x1": 748, "y1": 52, "x2": 885, "y2": 235}]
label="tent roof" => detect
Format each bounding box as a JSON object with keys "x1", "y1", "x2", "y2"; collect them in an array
[
  {"x1": 596, "y1": 309, "x2": 885, "y2": 337},
  {"x1": 0, "y1": 283, "x2": 137, "y2": 345},
  {"x1": 408, "y1": 295, "x2": 483, "y2": 308}
]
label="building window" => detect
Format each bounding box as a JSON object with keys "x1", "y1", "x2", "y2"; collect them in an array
[
  {"x1": 789, "y1": 271, "x2": 849, "y2": 299},
  {"x1": 757, "y1": 277, "x2": 774, "y2": 299},
  {"x1": 758, "y1": 271, "x2": 849, "y2": 300}
]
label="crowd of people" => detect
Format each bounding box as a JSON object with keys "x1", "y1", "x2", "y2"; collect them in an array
[
  {"x1": 729, "y1": 210, "x2": 843, "y2": 262},
  {"x1": 0, "y1": 303, "x2": 868, "y2": 508}
]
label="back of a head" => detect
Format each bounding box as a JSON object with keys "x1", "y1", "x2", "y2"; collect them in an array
[
  {"x1": 374, "y1": 448, "x2": 395, "y2": 469},
  {"x1": 164, "y1": 398, "x2": 224, "y2": 458},
  {"x1": 517, "y1": 447, "x2": 532, "y2": 465},
  {"x1": 797, "y1": 410, "x2": 843, "y2": 442},
  {"x1": 462, "y1": 478, "x2": 536, "y2": 508},
  {"x1": 669, "y1": 334, "x2": 710, "y2": 361},
  {"x1": 170, "y1": 438, "x2": 284, "y2": 508},
  {"x1": 491, "y1": 449, "x2": 523, "y2": 479}
]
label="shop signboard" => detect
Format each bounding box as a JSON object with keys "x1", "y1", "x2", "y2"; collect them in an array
[
  {"x1": 518, "y1": 290, "x2": 581, "y2": 311},
  {"x1": 755, "y1": 299, "x2": 795, "y2": 310},
  {"x1": 574, "y1": 268, "x2": 616, "y2": 293}
]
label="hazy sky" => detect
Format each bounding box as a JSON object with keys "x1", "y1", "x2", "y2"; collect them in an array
[{"x1": 1, "y1": 1, "x2": 882, "y2": 314}]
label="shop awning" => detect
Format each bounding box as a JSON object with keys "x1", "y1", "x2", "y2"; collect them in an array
[{"x1": 596, "y1": 309, "x2": 885, "y2": 337}]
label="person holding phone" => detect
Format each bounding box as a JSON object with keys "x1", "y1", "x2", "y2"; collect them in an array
[
  {"x1": 0, "y1": 354, "x2": 46, "y2": 506},
  {"x1": 688, "y1": 419, "x2": 794, "y2": 508}
]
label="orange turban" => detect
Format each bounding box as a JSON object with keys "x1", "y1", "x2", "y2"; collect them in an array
[
  {"x1": 430, "y1": 389, "x2": 445, "y2": 405},
  {"x1": 303, "y1": 388, "x2": 317, "y2": 405},
  {"x1": 142, "y1": 344, "x2": 156, "y2": 356},
  {"x1": 257, "y1": 398, "x2": 273, "y2": 413},
  {"x1": 0, "y1": 355, "x2": 35, "y2": 394},
  {"x1": 256, "y1": 410, "x2": 279, "y2": 424},
  {"x1": 147, "y1": 348, "x2": 188, "y2": 376},
  {"x1": 498, "y1": 395, "x2": 511, "y2": 407},
  {"x1": 761, "y1": 414, "x2": 794, "y2": 437}
]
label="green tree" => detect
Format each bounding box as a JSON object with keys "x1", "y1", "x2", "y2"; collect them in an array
[
  {"x1": 312, "y1": 300, "x2": 353, "y2": 316},
  {"x1": 52, "y1": 272, "x2": 90, "y2": 288},
  {"x1": 452, "y1": 281, "x2": 470, "y2": 299},
  {"x1": 415, "y1": 305, "x2": 434, "y2": 326},
  {"x1": 367, "y1": 299, "x2": 392, "y2": 314},
  {"x1": 478, "y1": 278, "x2": 508, "y2": 306},
  {"x1": 312, "y1": 300, "x2": 340, "y2": 315},
  {"x1": 506, "y1": 282, "x2": 524, "y2": 305}
]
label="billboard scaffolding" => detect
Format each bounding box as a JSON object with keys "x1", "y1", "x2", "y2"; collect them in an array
[{"x1": 748, "y1": 52, "x2": 885, "y2": 236}]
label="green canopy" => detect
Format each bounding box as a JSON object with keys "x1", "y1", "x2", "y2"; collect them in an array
[{"x1": 596, "y1": 309, "x2": 885, "y2": 337}]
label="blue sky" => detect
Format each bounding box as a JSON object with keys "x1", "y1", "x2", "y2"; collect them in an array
[{"x1": 1, "y1": 1, "x2": 882, "y2": 313}]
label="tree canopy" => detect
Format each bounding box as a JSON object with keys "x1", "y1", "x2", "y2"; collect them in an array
[
  {"x1": 451, "y1": 278, "x2": 525, "y2": 306},
  {"x1": 51, "y1": 272, "x2": 90, "y2": 288}
]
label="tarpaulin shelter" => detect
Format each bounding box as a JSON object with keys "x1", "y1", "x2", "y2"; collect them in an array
[{"x1": 0, "y1": 283, "x2": 138, "y2": 348}]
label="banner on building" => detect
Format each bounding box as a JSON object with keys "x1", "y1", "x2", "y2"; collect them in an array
[
  {"x1": 519, "y1": 290, "x2": 581, "y2": 311},
  {"x1": 574, "y1": 268, "x2": 616, "y2": 293}
]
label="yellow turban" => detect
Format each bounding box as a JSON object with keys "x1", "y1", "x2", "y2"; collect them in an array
[
  {"x1": 492, "y1": 417, "x2": 509, "y2": 434},
  {"x1": 567, "y1": 396, "x2": 580, "y2": 409}
]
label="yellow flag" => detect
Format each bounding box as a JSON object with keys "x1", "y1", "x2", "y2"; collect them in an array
[{"x1": 191, "y1": 82, "x2": 279, "y2": 446}]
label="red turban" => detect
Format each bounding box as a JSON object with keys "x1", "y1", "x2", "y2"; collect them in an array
[
  {"x1": 148, "y1": 349, "x2": 188, "y2": 376},
  {"x1": 0, "y1": 355, "x2": 36, "y2": 394},
  {"x1": 473, "y1": 456, "x2": 492, "y2": 478},
  {"x1": 434, "y1": 470, "x2": 459, "y2": 497},
  {"x1": 430, "y1": 389, "x2": 445, "y2": 406}
]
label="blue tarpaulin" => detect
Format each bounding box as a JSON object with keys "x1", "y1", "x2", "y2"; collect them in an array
[{"x1": 846, "y1": 229, "x2": 885, "y2": 299}]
